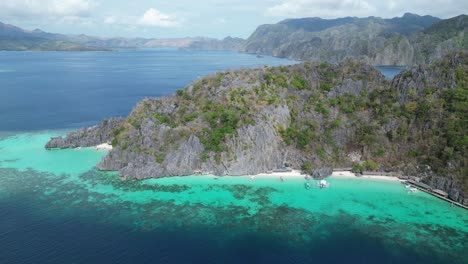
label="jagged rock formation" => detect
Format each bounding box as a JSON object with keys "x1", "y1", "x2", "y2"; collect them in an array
[
  {"x1": 45, "y1": 52, "x2": 467, "y2": 204},
  {"x1": 45, "y1": 118, "x2": 124, "y2": 149},
  {"x1": 242, "y1": 14, "x2": 466, "y2": 66}
]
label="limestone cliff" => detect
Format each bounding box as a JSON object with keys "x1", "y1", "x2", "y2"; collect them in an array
[
  {"x1": 242, "y1": 14, "x2": 466, "y2": 66},
  {"x1": 45, "y1": 52, "x2": 467, "y2": 204}
]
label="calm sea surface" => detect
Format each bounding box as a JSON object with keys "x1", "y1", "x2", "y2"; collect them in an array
[
  {"x1": 0, "y1": 49, "x2": 294, "y2": 131},
  {"x1": 0, "y1": 50, "x2": 466, "y2": 264}
]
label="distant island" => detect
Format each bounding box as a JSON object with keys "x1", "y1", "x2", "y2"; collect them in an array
[
  {"x1": 191, "y1": 13, "x2": 467, "y2": 66},
  {"x1": 0, "y1": 21, "x2": 221, "y2": 51},
  {"x1": 2, "y1": 13, "x2": 467, "y2": 66},
  {"x1": 46, "y1": 51, "x2": 468, "y2": 206},
  {"x1": 7, "y1": 11, "x2": 461, "y2": 203}
]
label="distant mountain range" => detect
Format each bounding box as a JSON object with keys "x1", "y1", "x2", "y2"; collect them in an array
[
  {"x1": 0, "y1": 22, "x2": 107, "y2": 51},
  {"x1": 2, "y1": 13, "x2": 467, "y2": 66},
  {"x1": 0, "y1": 21, "x2": 216, "y2": 51}
]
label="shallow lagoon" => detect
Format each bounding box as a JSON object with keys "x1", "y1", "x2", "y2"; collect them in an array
[{"x1": 0, "y1": 132, "x2": 466, "y2": 264}]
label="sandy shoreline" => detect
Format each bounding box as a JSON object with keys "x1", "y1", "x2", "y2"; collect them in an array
[
  {"x1": 254, "y1": 169, "x2": 305, "y2": 178},
  {"x1": 248, "y1": 170, "x2": 401, "y2": 181},
  {"x1": 331, "y1": 171, "x2": 401, "y2": 181}
]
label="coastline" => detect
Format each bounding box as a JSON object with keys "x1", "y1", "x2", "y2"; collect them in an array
[
  {"x1": 241, "y1": 169, "x2": 401, "y2": 182},
  {"x1": 331, "y1": 171, "x2": 402, "y2": 181}
]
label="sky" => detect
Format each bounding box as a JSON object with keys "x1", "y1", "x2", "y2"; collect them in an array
[{"x1": 0, "y1": 0, "x2": 466, "y2": 39}]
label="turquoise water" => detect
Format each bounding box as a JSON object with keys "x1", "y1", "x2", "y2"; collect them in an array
[
  {"x1": 0, "y1": 50, "x2": 462, "y2": 263},
  {"x1": 0, "y1": 132, "x2": 466, "y2": 263}
]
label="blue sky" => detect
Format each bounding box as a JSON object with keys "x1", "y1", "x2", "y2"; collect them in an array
[{"x1": 0, "y1": 0, "x2": 466, "y2": 38}]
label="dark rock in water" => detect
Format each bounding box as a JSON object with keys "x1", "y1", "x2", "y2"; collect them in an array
[
  {"x1": 311, "y1": 167, "x2": 333, "y2": 179},
  {"x1": 45, "y1": 118, "x2": 125, "y2": 149}
]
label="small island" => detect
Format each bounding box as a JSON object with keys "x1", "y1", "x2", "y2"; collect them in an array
[{"x1": 46, "y1": 51, "x2": 467, "y2": 206}]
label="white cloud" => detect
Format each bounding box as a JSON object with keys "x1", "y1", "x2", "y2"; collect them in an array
[
  {"x1": 138, "y1": 8, "x2": 180, "y2": 27},
  {"x1": 104, "y1": 16, "x2": 117, "y2": 24},
  {"x1": 0, "y1": 0, "x2": 96, "y2": 18},
  {"x1": 265, "y1": 0, "x2": 468, "y2": 19},
  {"x1": 266, "y1": 0, "x2": 376, "y2": 18}
]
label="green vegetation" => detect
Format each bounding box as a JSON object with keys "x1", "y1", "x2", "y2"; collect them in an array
[
  {"x1": 301, "y1": 161, "x2": 314, "y2": 175},
  {"x1": 112, "y1": 52, "x2": 467, "y2": 193},
  {"x1": 291, "y1": 74, "x2": 308, "y2": 90},
  {"x1": 352, "y1": 164, "x2": 364, "y2": 173},
  {"x1": 200, "y1": 107, "x2": 239, "y2": 152},
  {"x1": 110, "y1": 126, "x2": 127, "y2": 146},
  {"x1": 363, "y1": 160, "x2": 378, "y2": 171},
  {"x1": 152, "y1": 113, "x2": 176, "y2": 128}
]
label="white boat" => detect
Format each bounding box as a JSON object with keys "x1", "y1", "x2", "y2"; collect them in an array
[
  {"x1": 317, "y1": 180, "x2": 330, "y2": 189},
  {"x1": 408, "y1": 188, "x2": 418, "y2": 193}
]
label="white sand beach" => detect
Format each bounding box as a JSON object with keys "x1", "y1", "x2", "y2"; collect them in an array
[
  {"x1": 254, "y1": 169, "x2": 305, "y2": 178},
  {"x1": 250, "y1": 170, "x2": 401, "y2": 181},
  {"x1": 95, "y1": 143, "x2": 113, "y2": 151},
  {"x1": 331, "y1": 171, "x2": 401, "y2": 181}
]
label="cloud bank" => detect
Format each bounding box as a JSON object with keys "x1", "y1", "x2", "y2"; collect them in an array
[
  {"x1": 0, "y1": 0, "x2": 96, "y2": 18},
  {"x1": 266, "y1": 0, "x2": 467, "y2": 19}
]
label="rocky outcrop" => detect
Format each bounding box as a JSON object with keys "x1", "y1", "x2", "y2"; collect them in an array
[
  {"x1": 45, "y1": 52, "x2": 467, "y2": 204},
  {"x1": 427, "y1": 176, "x2": 468, "y2": 205},
  {"x1": 45, "y1": 118, "x2": 124, "y2": 149},
  {"x1": 311, "y1": 168, "x2": 333, "y2": 179},
  {"x1": 96, "y1": 103, "x2": 292, "y2": 179}
]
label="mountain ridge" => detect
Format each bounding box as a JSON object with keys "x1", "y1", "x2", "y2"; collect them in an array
[
  {"x1": 241, "y1": 14, "x2": 467, "y2": 65},
  {"x1": 2, "y1": 13, "x2": 465, "y2": 61},
  {"x1": 0, "y1": 21, "x2": 222, "y2": 51}
]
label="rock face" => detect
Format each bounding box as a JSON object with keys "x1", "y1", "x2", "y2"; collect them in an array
[
  {"x1": 45, "y1": 118, "x2": 125, "y2": 149},
  {"x1": 242, "y1": 14, "x2": 466, "y2": 66},
  {"x1": 45, "y1": 52, "x2": 467, "y2": 204},
  {"x1": 311, "y1": 168, "x2": 333, "y2": 180}
]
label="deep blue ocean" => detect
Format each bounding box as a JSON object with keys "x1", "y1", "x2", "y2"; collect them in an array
[
  {"x1": 0, "y1": 49, "x2": 402, "y2": 131},
  {"x1": 3, "y1": 50, "x2": 456, "y2": 264},
  {"x1": 0, "y1": 49, "x2": 296, "y2": 131}
]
